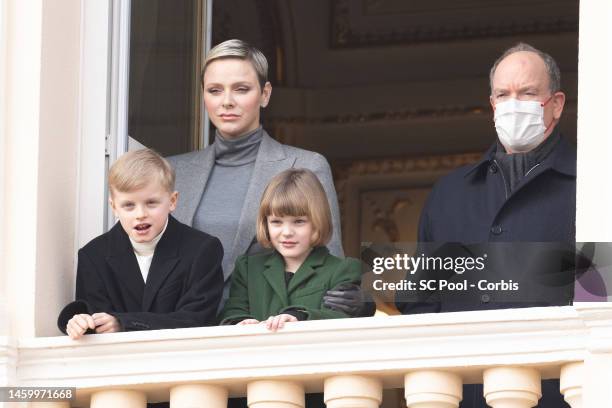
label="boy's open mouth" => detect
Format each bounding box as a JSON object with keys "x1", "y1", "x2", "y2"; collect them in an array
[{"x1": 134, "y1": 223, "x2": 151, "y2": 232}]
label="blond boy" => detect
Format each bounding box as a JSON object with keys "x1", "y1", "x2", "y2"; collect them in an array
[{"x1": 58, "y1": 149, "x2": 224, "y2": 339}]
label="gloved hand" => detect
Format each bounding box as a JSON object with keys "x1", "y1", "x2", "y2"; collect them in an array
[{"x1": 323, "y1": 282, "x2": 375, "y2": 317}]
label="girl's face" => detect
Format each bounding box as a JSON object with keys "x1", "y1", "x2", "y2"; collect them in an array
[
  {"x1": 202, "y1": 58, "x2": 272, "y2": 139},
  {"x1": 267, "y1": 214, "x2": 315, "y2": 272}
]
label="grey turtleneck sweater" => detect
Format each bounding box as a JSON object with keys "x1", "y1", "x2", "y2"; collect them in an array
[
  {"x1": 494, "y1": 130, "x2": 560, "y2": 193},
  {"x1": 193, "y1": 126, "x2": 263, "y2": 275}
]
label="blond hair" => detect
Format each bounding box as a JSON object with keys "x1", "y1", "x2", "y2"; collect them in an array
[
  {"x1": 256, "y1": 169, "x2": 332, "y2": 248},
  {"x1": 202, "y1": 39, "x2": 268, "y2": 89},
  {"x1": 108, "y1": 149, "x2": 175, "y2": 196}
]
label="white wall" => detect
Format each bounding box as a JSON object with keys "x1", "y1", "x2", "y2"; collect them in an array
[
  {"x1": 0, "y1": 0, "x2": 8, "y2": 336},
  {"x1": 35, "y1": 0, "x2": 81, "y2": 336},
  {"x1": 576, "y1": 1, "x2": 612, "y2": 242},
  {"x1": 2, "y1": 0, "x2": 82, "y2": 337},
  {"x1": 3, "y1": 0, "x2": 44, "y2": 338}
]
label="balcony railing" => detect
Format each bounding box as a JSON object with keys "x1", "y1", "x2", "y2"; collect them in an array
[{"x1": 2, "y1": 303, "x2": 611, "y2": 407}]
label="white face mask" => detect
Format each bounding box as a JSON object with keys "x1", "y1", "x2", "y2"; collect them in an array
[{"x1": 493, "y1": 98, "x2": 549, "y2": 153}]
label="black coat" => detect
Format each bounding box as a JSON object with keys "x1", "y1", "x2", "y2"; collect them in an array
[
  {"x1": 58, "y1": 215, "x2": 224, "y2": 333},
  {"x1": 396, "y1": 135, "x2": 576, "y2": 313},
  {"x1": 419, "y1": 135, "x2": 576, "y2": 244}
]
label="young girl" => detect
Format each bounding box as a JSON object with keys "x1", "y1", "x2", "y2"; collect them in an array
[{"x1": 219, "y1": 168, "x2": 362, "y2": 331}]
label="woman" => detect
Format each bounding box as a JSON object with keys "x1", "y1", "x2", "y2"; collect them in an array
[{"x1": 167, "y1": 39, "x2": 352, "y2": 309}]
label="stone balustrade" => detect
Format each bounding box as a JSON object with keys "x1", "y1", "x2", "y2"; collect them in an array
[{"x1": 1, "y1": 303, "x2": 611, "y2": 407}]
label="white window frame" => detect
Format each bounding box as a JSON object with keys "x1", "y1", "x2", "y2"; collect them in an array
[
  {"x1": 0, "y1": 0, "x2": 7, "y2": 314},
  {"x1": 106, "y1": 0, "x2": 132, "y2": 231},
  {"x1": 76, "y1": 0, "x2": 133, "y2": 242},
  {"x1": 76, "y1": 0, "x2": 113, "y2": 248}
]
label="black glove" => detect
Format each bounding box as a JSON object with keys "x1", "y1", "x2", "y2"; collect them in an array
[
  {"x1": 283, "y1": 307, "x2": 308, "y2": 321},
  {"x1": 323, "y1": 282, "x2": 375, "y2": 317}
]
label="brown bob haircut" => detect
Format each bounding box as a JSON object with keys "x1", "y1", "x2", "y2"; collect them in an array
[
  {"x1": 256, "y1": 168, "x2": 333, "y2": 248},
  {"x1": 108, "y1": 148, "x2": 175, "y2": 196}
]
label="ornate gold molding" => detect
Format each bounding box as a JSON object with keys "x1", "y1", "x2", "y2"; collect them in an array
[
  {"x1": 331, "y1": 0, "x2": 578, "y2": 48},
  {"x1": 333, "y1": 152, "x2": 482, "y2": 254},
  {"x1": 334, "y1": 153, "x2": 482, "y2": 182},
  {"x1": 266, "y1": 105, "x2": 489, "y2": 127}
]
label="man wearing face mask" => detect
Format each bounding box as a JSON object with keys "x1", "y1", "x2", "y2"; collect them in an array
[
  {"x1": 414, "y1": 42, "x2": 574, "y2": 246},
  {"x1": 396, "y1": 43, "x2": 574, "y2": 407}
]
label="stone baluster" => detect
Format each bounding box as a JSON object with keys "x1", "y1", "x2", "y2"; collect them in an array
[
  {"x1": 170, "y1": 384, "x2": 228, "y2": 408},
  {"x1": 483, "y1": 367, "x2": 541, "y2": 408},
  {"x1": 560, "y1": 362, "x2": 583, "y2": 408},
  {"x1": 247, "y1": 380, "x2": 304, "y2": 408},
  {"x1": 404, "y1": 370, "x2": 462, "y2": 408},
  {"x1": 324, "y1": 375, "x2": 382, "y2": 408},
  {"x1": 90, "y1": 389, "x2": 146, "y2": 408}
]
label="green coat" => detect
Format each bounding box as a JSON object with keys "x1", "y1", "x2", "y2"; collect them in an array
[{"x1": 219, "y1": 247, "x2": 362, "y2": 323}]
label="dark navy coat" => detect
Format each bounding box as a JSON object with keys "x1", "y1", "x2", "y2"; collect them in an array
[
  {"x1": 397, "y1": 135, "x2": 576, "y2": 313},
  {"x1": 419, "y1": 135, "x2": 576, "y2": 244}
]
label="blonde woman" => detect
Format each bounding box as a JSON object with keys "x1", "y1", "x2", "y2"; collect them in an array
[{"x1": 168, "y1": 40, "x2": 368, "y2": 316}]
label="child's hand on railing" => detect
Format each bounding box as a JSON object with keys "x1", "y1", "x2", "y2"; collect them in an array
[
  {"x1": 237, "y1": 318, "x2": 260, "y2": 325},
  {"x1": 66, "y1": 314, "x2": 95, "y2": 340},
  {"x1": 264, "y1": 314, "x2": 298, "y2": 331},
  {"x1": 92, "y1": 312, "x2": 121, "y2": 334}
]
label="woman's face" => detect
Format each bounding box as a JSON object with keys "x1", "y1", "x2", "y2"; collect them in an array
[{"x1": 203, "y1": 58, "x2": 272, "y2": 139}]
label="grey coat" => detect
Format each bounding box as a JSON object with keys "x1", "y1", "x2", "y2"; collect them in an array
[{"x1": 166, "y1": 131, "x2": 344, "y2": 282}]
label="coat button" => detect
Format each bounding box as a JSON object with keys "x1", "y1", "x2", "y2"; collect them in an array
[
  {"x1": 489, "y1": 164, "x2": 498, "y2": 174},
  {"x1": 491, "y1": 225, "x2": 503, "y2": 235},
  {"x1": 481, "y1": 294, "x2": 490, "y2": 303}
]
